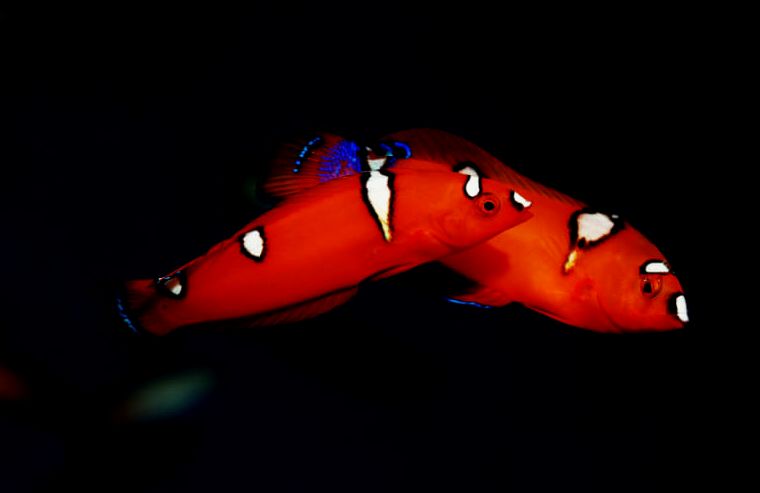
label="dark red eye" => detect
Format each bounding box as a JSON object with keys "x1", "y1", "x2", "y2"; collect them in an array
[
  {"x1": 476, "y1": 193, "x2": 500, "y2": 215},
  {"x1": 640, "y1": 275, "x2": 663, "y2": 299}
]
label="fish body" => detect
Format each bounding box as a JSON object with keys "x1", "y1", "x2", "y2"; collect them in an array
[
  {"x1": 125, "y1": 167, "x2": 532, "y2": 335},
  {"x1": 265, "y1": 130, "x2": 687, "y2": 333}
]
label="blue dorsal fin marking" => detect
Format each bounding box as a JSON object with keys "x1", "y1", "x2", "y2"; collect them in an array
[
  {"x1": 265, "y1": 134, "x2": 413, "y2": 199},
  {"x1": 382, "y1": 129, "x2": 584, "y2": 207},
  {"x1": 376, "y1": 140, "x2": 412, "y2": 160},
  {"x1": 265, "y1": 134, "x2": 367, "y2": 198},
  {"x1": 292, "y1": 136, "x2": 324, "y2": 174}
]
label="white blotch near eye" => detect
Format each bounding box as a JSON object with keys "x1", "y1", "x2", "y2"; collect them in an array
[
  {"x1": 367, "y1": 157, "x2": 387, "y2": 171},
  {"x1": 464, "y1": 174, "x2": 481, "y2": 198},
  {"x1": 366, "y1": 171, "x2": 393, "y2": 241},
  {"x1": 242, "y1": 229, "x2": 265, "y2": 258},
  {"x1": 457, "y1": 166, "x2": 478, "y2": 177},
  {"x1": 577, "y1": 212, "x2": 615, "y2": 243},
  {"x1": 675, "y1": 294, "x2": 689, "y2": 323},
  {"x1": 644, "y1": 261, "x2": 670, "y2": 274},
  {"x1": 512, "y1": 191, "x2": 532, "y2": 209},
  {"x1": 456, "y1": 167, "x2": 481, "y2": 198}
]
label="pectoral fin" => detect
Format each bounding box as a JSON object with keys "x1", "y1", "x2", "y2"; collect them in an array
[{"x1": 447, "y1": 285, "x2": 514, "y2": 308}]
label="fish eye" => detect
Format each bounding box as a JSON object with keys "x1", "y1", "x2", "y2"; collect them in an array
[
  {"x1": 476, "y1": 194, "x2": 500, "y2": 216},
  {"x1": 640, "y1": 275, "x2": 663, "y2": 299}
]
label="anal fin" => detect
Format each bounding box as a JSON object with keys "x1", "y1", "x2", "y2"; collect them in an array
[{"x1": 447, "y1": 285, "x2": 514, "y2": 308}]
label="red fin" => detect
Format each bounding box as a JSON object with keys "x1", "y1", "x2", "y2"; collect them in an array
[
  {"x1": 384, "y1": 129, "x2": 583, "y2": 207},
  {"x1": 265, "y1": 134, "x2": 366, "y2": 199},
  {"x1": 449, "y1": 285, "x2": 514, "y2": 307},
  {"x1": 121, "y1": 278, "x2": 177, "y2": 335},
  {"x1": 124, "y1": 278, "x2": 156, "y2": 314},
  {"x1": 235, "y1": 287, "x2": 359, "y2": 328}
]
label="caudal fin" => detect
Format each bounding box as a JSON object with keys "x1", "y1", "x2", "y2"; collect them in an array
[
  {"x1": 119, "y1": 277, "x2": 184, "y2": 335},
  {"x1": 115, "y1": 279, "x2": 156, "y2": 334},
  {"x1": 124, "y1": 279, "x2": 156, "y2": 312}
]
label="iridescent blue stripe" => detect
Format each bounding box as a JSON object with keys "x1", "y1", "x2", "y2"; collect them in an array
[
  {"x1": 116, "y1": 295, "x2": 140, "y2": 334},
  {"x1": 445, "y1": 297, "x2": 493, "y2": 309},
  {"x1": 292, "y1": 136, "x2": 324, "y2": 173},
  {"x1": 317, "y1": 140, "x2": 363, "y2": 182}
]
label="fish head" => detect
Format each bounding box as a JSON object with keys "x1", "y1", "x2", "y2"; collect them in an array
[
  {"x1": 573, "y1": 225, "x2": 688, "y2": 333},
  {"x1": 424, "y1": 173, "x2": 534, "y2": 250}
]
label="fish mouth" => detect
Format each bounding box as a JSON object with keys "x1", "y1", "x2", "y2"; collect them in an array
[{"x1": 596, "y1": 292, "x2": 688, "y2": 333}]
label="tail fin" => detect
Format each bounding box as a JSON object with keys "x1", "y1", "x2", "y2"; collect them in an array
[
  {"x1": 124, "y1": 279, "x2": 156, "y2": 311},
  {"x1": 116, "y1": 279, "x2": 156, "y2": 335}
]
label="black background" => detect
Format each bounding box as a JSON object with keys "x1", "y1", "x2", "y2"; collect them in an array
[{"x1": 2, "y1": 5, "x2": 725, "y2": 492}]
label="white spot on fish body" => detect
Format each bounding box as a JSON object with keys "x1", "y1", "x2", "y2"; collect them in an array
[
  {"x1": 675, "y1": 294, "x2": 689, "y2": 323},
  {"x1": 643, "y1": 261, "x2": 670, "y2": 274},
  {"x1": 242, "y1": 228, "x2": 266, "y2": 260},
  {"x1": 156, "y1": 272, "x2": 186, "y2": 298},
  {"x1": 367, "y1": 157, "x2": 387, "y2": 171},
  {"x1": 577, "y1": 212, "x2": 616, "y2": 244},
  {"x1": 365, "y1": 171, "x2": 393, "y2": 241},
  {"x1": 166, "y1": 277, "x2": 183, "y2": 296},
  {"x1": 456, "y1": 166, "x2": 481, "y2": 198},
  {"x1": 510, "y1": 190, "x2": 532, "y2": 210}
]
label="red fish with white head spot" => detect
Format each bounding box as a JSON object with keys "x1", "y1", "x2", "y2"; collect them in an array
[
  {"x1": 121, "y1": 159, "x2": 533, "y2": 335},
  {"x1": 264, "y1": 130, "x2": 688, "y2": 333}
]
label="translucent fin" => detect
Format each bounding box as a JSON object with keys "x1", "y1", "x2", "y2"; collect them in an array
[
  {"x1": 383, "y1": 129, "x2": 583, "y2": 207},
  {"x1": 123, "y1": 278, "x2": 156, "y2": 314},
  {"x1": 448, "y1": 285, "x2": 514, "y2": 308},
  {"x1": 265, "y1": 134, "x2": 366, "y2": 198}
]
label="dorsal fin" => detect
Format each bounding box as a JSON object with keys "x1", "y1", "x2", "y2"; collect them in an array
[
  {"x1": 382, "y1": 129, "x2": 583, "y2": 207},
  {"x1": 264, "y1": 133, "x2": 366, "y2": 198}
]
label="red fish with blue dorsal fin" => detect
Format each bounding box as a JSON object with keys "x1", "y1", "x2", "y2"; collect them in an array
[
  {"x1": 263, "y1": 130, "x2": 688, "y2": 333},
  {"x1": 122, "y1": 153, "x2": 533, "y2": 335}
]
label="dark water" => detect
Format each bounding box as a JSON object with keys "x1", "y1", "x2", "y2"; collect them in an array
[{"x1": 2, "y1": 5, "x2": 723, "y2": 492}]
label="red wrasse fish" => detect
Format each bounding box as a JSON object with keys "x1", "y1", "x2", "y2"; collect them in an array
[
  {"x1": 264, "y1": 130, "x2": 688, "y2": 333},
  {"x1": 122, "y1": 165, "x2": 533, "y2": 335}
]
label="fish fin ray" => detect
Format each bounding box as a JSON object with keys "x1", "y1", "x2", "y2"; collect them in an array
[
  {"x1": 123, "y1": 278, "x2": 156, "y2": 314},
  {"x1": 120, "y1": 279, "x2": 168, "y2": 334},
  {"x1": 448, "y1": 285, "x2": 514, "y2": 307},
  {"x1": 264, "y1": 134, "x2": 365, "y2": 198},
  {"x1": 383, "y1": 129, "x2": 584, "y2": 207}
]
